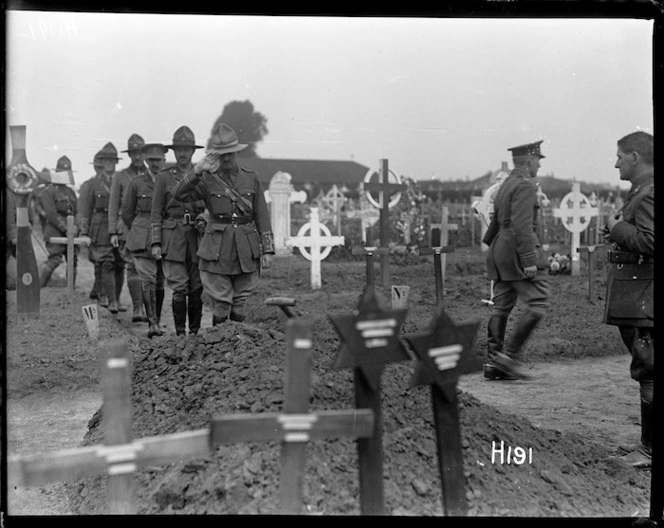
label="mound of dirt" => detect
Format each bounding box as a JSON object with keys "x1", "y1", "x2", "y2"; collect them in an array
[{"x1": 67, "y1": 318, "x2": 650, "y2": 516}]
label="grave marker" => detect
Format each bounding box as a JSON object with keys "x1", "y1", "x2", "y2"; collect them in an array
[
  {"x1": 576, "y1": 244, "x2": 605, "y2": 303},
  {"x1": 6, "y1": 124, "x2": 40, "y2": 320},
  {"x1": 321, "y1": 184, "x2": 348, "y2": 236},
  {"x1": 266, "y1": 171, "x2": 307, "y2": 256},
  {"x1": 363, "y1": 160, "x2": 406, "y2": 288},
  {"x1": 46, "y1": 214, "x2": 90, "y2": 296},
  {"x1": 554, "y1": 182, "x2": 598, "y2": 276},
  {"x1": 404, "y1": 306, "x2": 481, "y2": 516},
  {"x1": 351, "y1": 246, "x2": 389, "y2": 293},
  {"x1": 391, "y1": 285, "x2": 410, "y2": 310},
  {"x1": 419, "y1": 207, "x2": 457, "y2": 307},
  {"x1": 329, "y1": 288, "x2": 410, "y2": 515},
  {"x1": 287, "y1": 207, "x2": 345, "y2": 289},
  {"x1": 82, "y1": 303, "x2": 100, "y2": 341}
]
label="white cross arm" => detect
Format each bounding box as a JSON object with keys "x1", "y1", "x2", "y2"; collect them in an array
[{"x1": 47, "y1": 236, "x2": 91, "y2": 246}]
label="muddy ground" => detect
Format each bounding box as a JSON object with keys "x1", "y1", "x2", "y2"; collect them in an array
[{"x1": 4, "y1": 235, "x2": 653, "y2": 519}]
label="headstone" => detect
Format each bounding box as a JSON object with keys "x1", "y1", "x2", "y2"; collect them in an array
[
  {"x1": 553, "y1": 182, "x2": 598, "y2": 276},
  {"x1": 405, "y1": 306, "x2": 481, "y2": 516},
  {"x1": 266, "y1": 172, "x2": 307, "y2": 256},
  {"x1": 287, "y1": 207, "x2": 345, "y2": 289}
]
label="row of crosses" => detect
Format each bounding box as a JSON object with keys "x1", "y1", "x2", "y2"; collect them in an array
[{"x1": 10, "y1": 289, "x2": 482, "y2": 516}]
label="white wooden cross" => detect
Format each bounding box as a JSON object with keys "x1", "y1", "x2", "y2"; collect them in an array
[
  {"x1": 321, "y1": 184, "x2": 348, "y2": 236},
  {"x1": 553, "y1": 182, "x2": 598, "y2": 276},
  {"x1": 287, "y1": 207, "x2": 345, "y2": 290},
  {"x1": 265, "y1": 171, "x2": 307, "y2": 256},
  {"x1": 346, "y1": 194, "x2": 380, "y2": 243}
]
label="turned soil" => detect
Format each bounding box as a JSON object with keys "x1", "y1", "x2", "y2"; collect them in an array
[{"x1": 4, "y1": 236, "x2": 652, "y2": 518}]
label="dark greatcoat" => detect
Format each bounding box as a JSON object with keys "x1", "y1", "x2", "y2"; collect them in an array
[
  {"x1": 603, "y1": 171, "x2": 654, "y2": 327},
  {"x1": 172, "y1": 166, "x2": 272, "y2": 275},
  {"x1": 485, "y1": 167, "x2": 548, "y2": 281},
  {"x1": 78, "y1": 173, "x2": 113, "y2": 245},
  {"x1": 149, "y1": 164, "x2": 205, "y2": 264}
]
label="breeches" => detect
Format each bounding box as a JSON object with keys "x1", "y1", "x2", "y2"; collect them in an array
[
  {"x1": 44, "y1": 240, "x2": 79, "y2": 270},
  {"x1": 491, "y1": 275, "x2": 551, "y2": 317},
  {"x1": 90, "y1": 244, "x2": 124, "y2": 273},
  {"x1": 133, "y1": 256, "x2": 164, "y2": 290},
  {"x1": 163, "y1": 259, "x2": 202, "y2": 298},
  {"x1": 619, "y1": 326, "x2": 654, "y2": 385},
  {"x1": 119, "y1": 240, "x2": 137, "y2": 275},
  {"x1": 200, "y1": 269, "x2": 259, "y2": 315}
]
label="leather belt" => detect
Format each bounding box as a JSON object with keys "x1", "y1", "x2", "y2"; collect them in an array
[
  {"x1": 94, "y1": 208, "x2": 108, "y2": 213},
  {"x1": 165, "y1": 213, "x2": 195, "y2": 225},
  {"x1": 209, "y1": 214, "x2": 253, "y2": 226}
]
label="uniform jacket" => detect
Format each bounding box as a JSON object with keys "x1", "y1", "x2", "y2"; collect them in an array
[
  {"x1": 122, "y1": 171, "x2": 158, "y2": 258},
  {"x1": 603, "y1": 171, "x2": 654, "y2": 327},
  {"x1": 484, "y1": 167, "x2": 548, "y2": 281},
  {"x1": 108, "y1": 164, "x2": 146, "y2": 239},
  {"x1": 173, "y1": 166, "x2": 274, "y2": 275},
  {"x1": 78, "y1": 173, "x2": 114, "y2": 245},
  {"x1": 149, "y1": 164, "x2": 205, "y2": 264},
  {"x1": 40, "y1": 183, "x2": 78, "y2": 241}
]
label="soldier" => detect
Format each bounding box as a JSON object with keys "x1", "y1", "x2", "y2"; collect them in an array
[
  {"x1": 38, "y1": 156, "x2": 80, "y2": 288},
  {"x1": 109, "y1": 133, "x2": 148, "y2": 322},
  {"x1": 150, "y1": 126, "x2": 206, "y2": 336},
  {"x1": 80, "y1": 151, "x2": 104, "y2": 302},
  {"x1": 122, "y1": 143, "x2": 167, "y2": 338},
  {"x1": 603, "y1": 131, "x2": 654, "y2": 468},
  {"x1": 172, "y1": 123, "x2": 274, "y2": 325},
  {"x1": 79, "y1": 142, "x2": 125, "y2": 313},
  {"x1": 482, "y1": 140, "x2": 550, "y2": 380}
]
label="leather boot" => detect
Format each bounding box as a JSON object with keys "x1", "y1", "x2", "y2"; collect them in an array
[
  {"x1": 230, "y1": 311, "x2": 246, "y2": 322},
  {"x1": 128, "y1": 277, "x2": 148, "y2": 322},
  {"x1": 495, "y1": 310, "x2": 543, "y2": 380},
  {"x1": 102, "y1": 269, "x2": 118, "y2": 314},
  {"x1": 143, "y1": 289, "x2": 164, "y2": 338},
  {"x1": 484, "y1": 314, "x2": 513, "y2": 380},
  {"x1": 90, "y1": 263, "x2": 102, "y2": 300},
  {"x1": 39, "y1": 266, "x2": 54, "y2": 288},
  {"x1": 212, "y1": 314, "x2": 228, "y2": 326},
  {"x1": 156, "y1": 288, "x2": 165, "y2": 327},
  {"x1": 188, "y1": 289, "x2": 203, "y2": 335},
  {"x1": 172, "y1": 295, "x2": 188, "y2": 336},
  {"x1": 115, "y1": 267, "x2": 127, "y2": 312}
]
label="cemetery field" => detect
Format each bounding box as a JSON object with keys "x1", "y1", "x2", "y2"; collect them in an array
[{"x1": 5, "y1": 244, "x2": 652, "y2": 517}]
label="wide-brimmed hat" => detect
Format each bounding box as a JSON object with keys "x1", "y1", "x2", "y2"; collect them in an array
[
  {"x1": 54, "y1": 155, "x2": 74, "y2": 172},
  {"x1": 98, "y1": 142, "x2": 121, "y2": 161},
  {"x1": 121, "y1": 133, "x2": 146, "y2": 153},
  {"x1": 141, "y1": 143, "x2": 168, "y2": 159},
  {"x1": 167, "y1": 126, "x2": 203, "y2": 150},
  {"x1": 89, "y1": 150, "x2": 103, "y2": 167},
  {"x1": 508, "y1": 140, "x2": 546, "y2": 159},
  {"x1": 206, "y1": 123, "x2": 247, "y2": 155},
  {"x1": 49, "y1": 156, "x2": 75, "y2": 185}
]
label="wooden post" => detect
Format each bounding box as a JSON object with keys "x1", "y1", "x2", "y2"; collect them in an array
[
  {"x1": 66, "y1": 215, "x2": 75, "y2": 294},
  {"x1": 405, "y1": 307, "x2": 482, "y2": 516},
  {"x1": 576, "y1": 244, "x2": 605, "y2": 303},
  {"x1": 439, "y1": 205, "x2": 458, "y2": 286},
  {"x1": 352, "y1": 246, "x2": 389, "y2": 294}
]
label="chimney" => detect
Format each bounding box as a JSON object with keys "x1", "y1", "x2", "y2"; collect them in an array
[{"x1": 501, "y1": 161, "x2": 509, "y2": 172}]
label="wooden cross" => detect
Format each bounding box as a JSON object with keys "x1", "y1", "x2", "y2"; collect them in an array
[
  {"x1": 321, "y1": 184, "x2": 348, "y2": 236},
  {"x1": 404, "y1": 306, "x2": 481, "y2": 516},
  {"x1": 351, "y1": 246, "x2": 389, "y2": 293},
  {"x1": 328, "y1": 287, "x2": 410, "y2": 515},
  {"x1": 363, "y1": 159, "x2": 406, "y2": 288},
  {"x1": 8, "y1": 338, "x2": 213, "y2": 514},
  {"x1": 287, "y1": 207, "x2": 345, "y2": 290},
  {"x1": 6, "y1": 125, "x2": 40, "y2": 320},
  {"x1": 45, "y1": 214, "x2": 90, "y2": 296},
  {"x1": 429, "y1": 205, "x2": 458, "y2": 286},
  {"x1": 209, "y1": 317, "x2": 374, "y2": 514},
  {"x1": 419, "y1": 205, "x2": 457, "y2": 307},
  {"x1": 553, "y1": 182, "x2": 598, "y2": 276},
  {"x1": 576, "y1": 244, "x2": 605, "y2": 303}
]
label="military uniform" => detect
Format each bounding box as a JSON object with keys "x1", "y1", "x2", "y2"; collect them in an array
[
  {"x1": 79, "y1": 143, "x2": 125, "y2": 313},
  {"x1": 150, "y1": 162, "x2": 206, "y2": 335},
  {"x1": 172, "y1": 123, "x2": 274, "y2": 324},
  {"x1": 122, "y1": 143, "x2": 166, "y2": 337},
  {"x1": 79, "y1": 162, "x2": 103, "y2": 301},
  {"x1": 109, "y1": 133, "x2": 148, "y2": 321},
  {"x1": 38, "y1": 156, "x2": 80, "y2": 288},
  {"x1": 483, "y1": 141, "x2": 550, "y2": 380}
]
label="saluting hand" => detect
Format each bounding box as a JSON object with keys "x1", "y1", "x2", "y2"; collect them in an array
[{"x1": 195, "y1": 153, "x2": 220, "y2": 175}]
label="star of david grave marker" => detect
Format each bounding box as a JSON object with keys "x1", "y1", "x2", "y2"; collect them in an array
[
  {"x1": 6, "y1": 125, "x2": 41, "y2": 320},
  {"x1": 554, "y1": 182, "x2": 598, "y2": 276},
  {"x1": 405, "y1": 306, "x2": 481, "y2": 516},
  {"x1": 287, "y1": 207, "x2": 345, "y2": 289},
  {"x1": 329, "y1": 287, "x2": 411, "y2": 515}
]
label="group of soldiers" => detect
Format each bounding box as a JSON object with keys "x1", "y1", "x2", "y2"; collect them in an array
[{"x1": 32, "y1": 122, "x2": 275, "y2": 338}]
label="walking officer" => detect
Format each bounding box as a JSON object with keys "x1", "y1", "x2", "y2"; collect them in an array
[
  {"x1": 38, "y1": 156, "x2": 80, "y2": 288},
  {"x1": 172, "y1": 123, "x2": 274, "y2": 325},
  {"x1": 603, "y1": 131, "x2": 654, "y2": 468},
  {"x1": 79, "y1": 142, "x2": 126, "y2": 313},
  {"x1": 150, "y1": 126, "x2": 206, "y2": 336},
  {"x1": 80, "y1": 151, "x2": 104, "y2": 302},
  {"x1": 123, "y1": 143, "x2": 167, "y2": 338},
  {"x1": 109, "y1": 133, "x2": 148, "y2": 322},
  {"x1": 482, "y1": 140, "x2": 551, "y2": 380}
]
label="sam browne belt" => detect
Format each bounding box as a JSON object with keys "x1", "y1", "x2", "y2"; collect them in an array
[{"x1": 209, "y1": 213, "x2": 253, "y2": 226}]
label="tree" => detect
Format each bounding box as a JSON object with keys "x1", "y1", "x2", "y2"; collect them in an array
[{"x1": 209, "y1": 100, "x2": 268, "y2": 158}]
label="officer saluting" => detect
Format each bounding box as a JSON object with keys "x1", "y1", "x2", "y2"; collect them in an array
[
  {"x1": 483, "y1": 140, "x2": 551, "y2": 380},
  {"x1": 150, "y1": 126, "x2": 206, "y2": 336},
  {"x1": 172, "y1": 123, "x2": 275, "y2": 325}
]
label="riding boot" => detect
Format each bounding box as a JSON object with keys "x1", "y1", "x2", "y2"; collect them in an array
[
  {"x1": 172, "y1": 295, "x2": 188, "y2": 336},
  {"x1": 143, "y1": 289, "x2": 164, "y2": 338},
  {"x1": 483, "y1": 314, "x2": 512, "y2": 380},
  {"x1": 102, "y1": 269, "x2": 118, "y2": 314},
  {"x1": 188, "y1": 288, "x2": 203, "y2": 335},
  {"x1": 90, "y1": 263, "x2": 102, "y2": 300},
  {"x1": 115, "y1": 267, "x2": 127, "y2": 312},
  {"x1": 495, "y1": 310, "x2": 543, "y2": 380},
  {"x1": 39, "y1": 266, "x2": 54, "y2": 288},
  {"x1": 212, "y1": 314, "x2": 228, "y2": 326},
  {"x1": 128, "y1": 276, "x2": 147, "y2": 322},
  {"x1": 156, "y1": 288, "x2": 165, "y2": 326}
]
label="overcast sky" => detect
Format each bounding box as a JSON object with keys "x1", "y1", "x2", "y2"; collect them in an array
[{"x1": 6, "y1": 12, "x2": 654, "y2": 190}]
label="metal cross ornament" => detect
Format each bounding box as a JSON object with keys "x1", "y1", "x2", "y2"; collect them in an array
[{"x1": 329, "y1": 286, "x2": 410, "y2": 390}]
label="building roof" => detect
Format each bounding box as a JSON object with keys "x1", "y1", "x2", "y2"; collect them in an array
[{"x1": 236, "y1": 158, "x2": 371, "y2": 188}]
